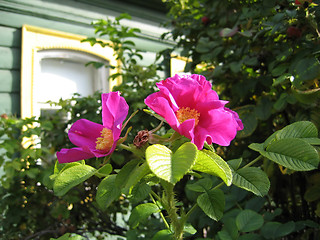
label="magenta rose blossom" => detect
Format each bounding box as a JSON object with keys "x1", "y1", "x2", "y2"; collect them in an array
[
  {"x1": 144, "y1": 74, "x2": 243, "y2": 150},
  {"x1": 57, "y1": 91, "x2": 129, "y2": 163}
]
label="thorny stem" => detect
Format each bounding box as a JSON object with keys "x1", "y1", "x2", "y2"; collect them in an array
[{"x1": 162, "y1": 182, "x2": 184, "y2": 240}]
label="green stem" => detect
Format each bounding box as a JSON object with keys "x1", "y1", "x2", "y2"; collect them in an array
[
  {"x1": 118, "y1": 143, "x2": 134, "y2": 152},
  {"x1": 185, "y1": 203, "x2": 198, "y2": 220},
  {"x1": 162, "y1": 182, "x2": 184, "y2": 240},
  {"x1": 243, "y1": 155, "x2": 263, "y2": 168},
  {"x1": 149, "y1": 193, "x2": 171, "y2": 231}
]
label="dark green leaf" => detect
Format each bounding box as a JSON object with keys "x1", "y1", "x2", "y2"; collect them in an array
[
  {"x1": 261, "y1": 221, "x2": 295, "y2": 239},
  {"x1": 262, "y1": 138, "x2": 319, "y2": 171},
  {"x1": 197, "y1": 188, "x2": 225, "y2": 221},
  {"x1": 232, "y1": 167, "x2": 270, "y2": 197},
  {"x1": 236, "y1": 209, "x2": 264, "y2": 232}
]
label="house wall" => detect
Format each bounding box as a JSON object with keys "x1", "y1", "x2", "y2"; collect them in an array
[{"x1": 0, "y1": 0, "x2": 173, "y2": 117}]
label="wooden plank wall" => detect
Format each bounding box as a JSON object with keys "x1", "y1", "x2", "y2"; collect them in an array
[{"x1": 0, "y1": 25, "x2": 21, "y2": 116}]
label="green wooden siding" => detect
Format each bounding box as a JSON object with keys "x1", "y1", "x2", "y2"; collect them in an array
[
  {"x1": 0, "y1": 24, "x2": 21, "y2": 115},
  {"x1": 0, "y1": 0, "x2": 172, "y2": 117},
  {"x1": 0, "y1": 70, "x2": 20, "y2": 93},
  {"x1": 0, "y1": 26, "x2": 21, "y2": 47}
]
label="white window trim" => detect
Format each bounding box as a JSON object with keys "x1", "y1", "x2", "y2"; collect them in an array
[{"x1": 21, "y1": 25, "x2": 121, "y2": 119}]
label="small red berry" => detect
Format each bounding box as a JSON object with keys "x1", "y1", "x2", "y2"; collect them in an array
[
  {"x1": 287, "y1": 26, "x2": 302, "y2": 38},
  {"x1": 201, "y1": 16, "x2": 210, "y2": 25},
  {"x1": 295, "y1": 0, "x2": 312, "y2": 6}
]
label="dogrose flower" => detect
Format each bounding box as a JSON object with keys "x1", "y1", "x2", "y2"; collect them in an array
[
  {"x1": 56, "y1": 92, "x2": 129, "y2": 163},
  {"x1": 144, "y1": 74, "x2": 243, "y2": 150}
]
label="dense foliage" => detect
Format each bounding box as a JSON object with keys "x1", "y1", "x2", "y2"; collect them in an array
[
  {"x1": 0, "y1": 1, "x2": 320, "y2": 239},
  {"x1": 160, "y1": 0, "x2": 320, "y2": 238}
]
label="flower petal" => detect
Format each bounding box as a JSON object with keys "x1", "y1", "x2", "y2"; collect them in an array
[
  {"x1": 145, "y1": 94, "x2": 179, "y2": 128},
  {"x1": 195, "y1": 108, "x2": 239, "y2": 148},
  {"x1": 56, "y1": 147, "x2": 95, "y2": 163},
  {"x1": 68, "y1": 119, "x2": 103, "y2": 150},
  {"x1": 102, "y1": 92, "x2": 129, "y2": 130}
]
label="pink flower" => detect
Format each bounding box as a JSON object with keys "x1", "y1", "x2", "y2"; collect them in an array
[
  {"x1": 144, "y1": 74, "x2": 243, "y2": 150},
  {"x1": 57, "y1": 92, "x2": 129, "y2": 163}
]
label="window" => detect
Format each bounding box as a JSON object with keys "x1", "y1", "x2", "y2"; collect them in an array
[{"x1": 21, "y1": 25, "x2": 120, "y2": 119}]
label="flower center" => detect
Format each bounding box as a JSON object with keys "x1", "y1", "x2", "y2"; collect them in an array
[
  {"x1": 96, "y1": 128, "x2": 114, "y2": 152},
  {"x1": 176, "y1": 107, "x2": 200, "y2": 126}
]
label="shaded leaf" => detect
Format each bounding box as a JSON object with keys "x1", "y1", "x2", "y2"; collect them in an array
[
  {"x1": 232, "y1": 167, "x2": 270, "y2": 197},
  {"x1": 261, "y1": 221, "x2": 295, "y2": 239},
  {"x1": 236, "y1": 209, "x2": 264, "y2": 232},
  {"x1": 197, "y1": 188, "x2": 225, "y2": 221}
]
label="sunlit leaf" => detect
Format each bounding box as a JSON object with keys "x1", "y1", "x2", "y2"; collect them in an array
[
  {"x1": 192, "y1": 150, "x2": 232, "y2": 186},
  {"x1": 129, "y1": 203, "x2": 160, "y2": 229},
  {"x1": 53, "y1": 164, "x2": 96, "y2": 197},
  {"x1": 96, "y1": 175, "x2": 121, "y2": 210},
  {"x1": 146, "y1": 143, "x2": 197, "y2": 184}
]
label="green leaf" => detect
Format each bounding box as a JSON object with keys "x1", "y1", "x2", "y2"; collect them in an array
[
  {"x1": 186, "y1": 177, "x2": 213, "y2": 193},
  {"x1": 255, "y1": 97, "x2": 272, "y2": 121},
  {"x1": 115, "y1": 159, "x2": 140, "y2": 188},
  {"x1": 220, "y1": 27, "x2": 238, "y2": 37},
  {"x1": 130, "y1": 182, "x2": 151, "y2": 204},
  {"x1": 236, "y1": 106, "x2": 258, "y2": 138},
  {"x1": 50, "y1": 233, "x2": 83, "y2": 240},
  {"x1": 95, "y1": 163, "x2": 112, "y2": 178},
  {"x1": 304, "y1": 185, "x2": 320, "y2": 202},
  {"x1": 262, "y1": 138, "x2": 319, "y2": 171},
  {"x1": 152, "y1": 229, "x2": 174, "y2": 240},
  {"x1": 250, "y1": 122, "x2": 320, "y2": 171},
  {"x1": 184, "y1": 223, "x2": 197, "y2": 235},
  {"x1": 123, "y1": 162, "x2": 151, "y2": 195},
  {"x1": 96, "y1": 175, "x2": 121, "y2": 210},
  {"x1": 232, "y1": 167, "x2": 270, "y2": 197},
  {"x1": 53, "y1": 164, "x2": 96, "y2": 196},
  {"x1": 271, "y1": 63, "x2": 288, "y2": 77},
  {"x1": 236, "y1": 209, "x2": 264, "y2": 232},
  {"x1": 129, "y1": 203, "x2": 160, "y2": 229},
  {"x1": 275, "y1": 121, "x2": 319, "y2": 140},
  {"x1": 192, "y1": 150, "x2": 232, "y2": 186},
  {"x1": 292, "y1": 57, "x2": 320, "y2": 87},
  {"x1": 217, "y1": 217, "x2": 238, "y2": 240},
  {"x1": 146, "y1": 142, "x2": 197, "y2": 184},
  {"x1": 197, "y1": 188, "x2": 225, "y2": 221},
  {"x1": 238, "y1": 233, "x2": 262, "y2": 240},
  {"x1": 261, "y1": 221, "x2": 295, "y2": 239},
  {"x1": 272, "y1": 73, "x2": 291, "y2": 86},
  {"x1": 227, "y1": 158, "x2": 242, "y2": 171}
]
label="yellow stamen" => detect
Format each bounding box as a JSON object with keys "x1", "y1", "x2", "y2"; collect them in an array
[
  {"x1": 176, "y1": 107, "x2": 200, "y2": 126},
  {"x1": 96, "y1": 128, "x2": 114, "y2": 151}
]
